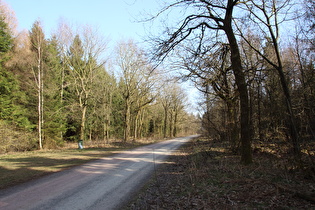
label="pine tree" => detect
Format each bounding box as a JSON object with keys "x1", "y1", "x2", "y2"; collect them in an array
[
  {"x1": 43, "y1": 37, "x2": 67, "y2": 147},
  {"x1": 0, "y1": 16, "x2": 32, "y2": 129},
  {"x1": 0, "y1": 17, "x2": 11, "y2": 60}
]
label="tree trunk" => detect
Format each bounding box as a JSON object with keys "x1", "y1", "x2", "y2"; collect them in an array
[
  {"x1": 80, "y1": 104, "x2": 87, "y2": 141},
  {"x1": 257, "y1": 75, "x2": 263, "y2": 141},
  {"x1": 134, "y1": 111, "x2": 140, "y2": 140},
  {"x1": 277, "y1": 67, "x2": 301, "y2": 159},
  {"x1": 173, "y1": 110, "x2": 178, "y2": 137},
  {"x1": 38, "y1": 47, "x2": 43, "y2": 150},
  {"x1": 163, "y1": 105, "x2": 168, "y2": 138},
  {"x1": 169, "y1": 110, "x2": 174, "y2": 138},
  {"x1": 227, "y1": 101, "x2": 238, "y2": 152},
  {"x1": 224, "y1": 5, "x2": 252, "y2": 164},
  {"x1": 266, "y1": 15, "x2": 301, "y2": 159},
  {"x1": 38, "y1": 68, "x2": 42, "y2": 149},
  {"x1": 124, "y1": 97, "x2": 131, "y2": 142},
  {"x1": 103, "y1": 122, "x2": 107, "y2": 143},
  {"x1": 139, "y1": 111, "x2": 144, "y2": 138}
]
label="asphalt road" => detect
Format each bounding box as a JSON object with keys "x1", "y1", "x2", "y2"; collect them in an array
[{"x1": 0, "y1": 135, "x2": 197, "y2": 210}]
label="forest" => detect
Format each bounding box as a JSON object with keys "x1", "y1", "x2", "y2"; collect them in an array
[
  {"x1": 0, "y1": 2, "x2": 199, "y2": 153},
  {"x1": 146, "y1": 0, "x2": 314, "y2": 165},
  {"x1": 0, "y1": 0, "x2": 314, "y2": 168},
  {"x1": 0, "y1": 0, "x2": 314, "y2": 208}
]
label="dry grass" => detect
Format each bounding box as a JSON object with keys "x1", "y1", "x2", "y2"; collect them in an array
[
  {"x1": 128, "y1": 137, "x2": 315, "y2": 209},
  {"x1": 0, "y1": 148, "x2": 114, "y2": 189},
  {"x1": 0, "y1": 138, "x2": 162, "y2": 190}
]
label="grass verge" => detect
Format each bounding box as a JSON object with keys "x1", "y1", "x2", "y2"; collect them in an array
[
  {"x1": 0, "y1": 139, "x2": 159, "y2": 190},
  {"x1": 128, "y1": 136, "x2": 315, "y2": 209}
]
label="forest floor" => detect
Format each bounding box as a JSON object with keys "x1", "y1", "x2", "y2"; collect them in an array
[{"x1": 127, "y1": 136, "x2": 315, "y2": 209}]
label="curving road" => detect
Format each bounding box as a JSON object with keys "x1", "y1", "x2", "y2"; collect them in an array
[{"x1": 0, "y1": 135, "x2": 197, "y2": 210}]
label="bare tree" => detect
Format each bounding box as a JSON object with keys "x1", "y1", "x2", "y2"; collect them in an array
[
  {"x1": 54, "y1": 19, "x2": 73, "y2": 104},
  {"x1": 116, "y1": 40, "x2": 141, "y2": 142},
  {"x1": 303, "y1": 0, "x2": 315, "y2": 34},
  {"x1": 149, "y1": 0, "x2": 252, "y2": 164},
  {"x1": 169, "y1": 85, "x2": 187, "y2": 137},
  {"x1": 181, "y1": 42, "x2": 240, "y2": 150},
  {"x1": 116, "y1": 40, "x2": 157, "y2": 141},
  {"x1": 238, "y1": 0, "x2": 301, "y2": 159},
  {"x1": 68, "y1": 26, "x2": 107, "y2": 141},
  {"x1": 160, "y1": 84, "x2": 172, "y2": 138},
  {"x1": 0, "y1": 0, "x2": 18, "y2": 36}
]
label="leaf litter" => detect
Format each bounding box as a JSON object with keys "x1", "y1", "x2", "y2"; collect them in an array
[{"x1": 127, "y1": 136, "x2": 315, "y2": 209}]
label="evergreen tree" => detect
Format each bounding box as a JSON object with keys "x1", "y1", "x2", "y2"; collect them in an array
[
  {"x1": 0, "y1": 16, "x2": 32, "y2": 129},
  {"x1": 43, "y1": 37, "x2": 67, "y2": 147},
  {"x1": 0, "y1": 16, "x2": 12, "y2": 61}
]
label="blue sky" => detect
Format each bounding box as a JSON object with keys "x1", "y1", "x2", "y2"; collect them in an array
[{"x1": 6, "y1": 0, "x2": 159, "y2": 44}]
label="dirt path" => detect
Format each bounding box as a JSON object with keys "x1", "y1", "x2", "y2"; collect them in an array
[{"x1": 0, "y1": 136, "x2": 197, "y2": 210}]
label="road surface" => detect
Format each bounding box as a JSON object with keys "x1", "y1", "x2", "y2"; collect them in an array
[{"x1": 0, "y1": 135, "x2": 197, "y2": 210}]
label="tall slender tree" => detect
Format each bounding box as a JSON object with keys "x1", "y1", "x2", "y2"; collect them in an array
[{"x1": 29, "y1": 20, "x2": 45, "y2": 149}]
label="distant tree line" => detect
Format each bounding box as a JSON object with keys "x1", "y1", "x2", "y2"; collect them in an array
[{"x1": 0, "y1": 2, "x2": 199, "y2": 152}]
